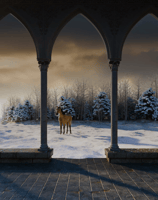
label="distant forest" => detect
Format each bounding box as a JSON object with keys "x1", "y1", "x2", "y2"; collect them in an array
[{"x1": 2, "y1": 78, "x2": 158, "y2": 123}]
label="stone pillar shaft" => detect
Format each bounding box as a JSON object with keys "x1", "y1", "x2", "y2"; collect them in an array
[
  {"x1": 109, "y1": 61, "x2": 120, "y2": 151},
  {"x1": 38, "y1": 60, "x2": 50, "y2": 151}
]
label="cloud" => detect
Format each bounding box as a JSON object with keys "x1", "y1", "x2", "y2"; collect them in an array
[
  {"x1": 123, "y1": 14, "x2": 158, "y2": 55},
  {"x1": 1, "y1": 12, "x2": 158, "y2": 104}
]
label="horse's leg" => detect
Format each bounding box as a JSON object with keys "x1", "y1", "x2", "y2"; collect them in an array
[
  {"x1": 63, "y1": 123, "x2": 65, "y2": 134},
  {"x1": 60, "y1": 121, "x2": 62, "y2": 134},
  {"x1": 66, "y1": 122, "x2": 68, "y2": 134},
  {"x1": 69, "y1": 121, "x2": 72, "y2": 134}
]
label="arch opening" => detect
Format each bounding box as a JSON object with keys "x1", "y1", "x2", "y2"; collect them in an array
[
  {"x1": 0, "y1": 13, "x2": 41, "y2": 148},
  {"x1": 119, "y1": 13, "x2": 158, "y2": 137}
]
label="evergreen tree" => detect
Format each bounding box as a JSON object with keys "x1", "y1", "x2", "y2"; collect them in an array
[
  {"x1": 127, "y1": 97, "x2": 137, "y2": 120},
  {"x1": 5, "y1": 106, "x2": 15, "y2": 122},
  {"x1": 57, "y1": 96, "x2": 75, "y2": 117},
  {"x1": 23, "y1": 100, "x2": 34, "y2": 120},
  {"x1": 84, "y1": 101, "x2": 93, "y2": 120},
  {"x1": 93, "y1": 92, "x2": 111, "y2": 121},
  {"x1": 152, "y1": 107, "x2": 158, "y2": 121},
  {"x1": 47, "y1": 107, "x2": 52, "y2": 119},
  {"x1": 68, "y1": 97, "x2": 78, "y2": 120},
  {"x1": 134, "y1": 88, "x2": 158, "y2": 120},
  {"x1": 13, "y1": 103, "x2": 25, "y2": 122}
]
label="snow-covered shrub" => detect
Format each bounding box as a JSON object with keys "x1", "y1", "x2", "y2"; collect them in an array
[
  {"x1": 93, "y1": 92, "x2": 111, "y2": 121},
  {"x1": 2, "y1": 100, "x2": 34, "y2": 123},
  {"x1": 1, "y1": 106, "x2": 15, "y2": 122},
  {"x1": 57, "y1": 96, "x2": 75, "y2": 117},
  {"x1": 134, "y1": 88, "x2": 158, "y2": 120}
]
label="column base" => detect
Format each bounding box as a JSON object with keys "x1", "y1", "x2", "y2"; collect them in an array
[
  {"x1": 38, "y1": 145, "x2": 50, "y2": 152},
  {"x1": 108, "y1": 145, "x2": 120, "y2": 152}
]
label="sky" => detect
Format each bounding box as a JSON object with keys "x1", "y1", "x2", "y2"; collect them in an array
[{"x1": 0, "y1": 13, "x2": 158, "y2": 117}]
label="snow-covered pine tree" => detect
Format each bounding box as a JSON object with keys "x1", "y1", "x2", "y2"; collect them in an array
[
  {"x1": 93, "y1": 92, "x2": 111, "y2": 121},
  {"x1": 57, "y1": 96, "x2": 75, "y2": 117},
  {"x1": 152, "y1": 107, "x2": 158, "y2": 121},
  {"x1": 23, "y1": 100, "x2": 34, "y2": 120},
  {"x1": 3, "y1": 106, "x2": 15, "y2": 122},
  {"x1": 84, "y1": 101, "x2": 93, "y2": 120},
  {"x1": 68, "y1": 97, "x2": 78, "y2": 119},
  {"x1": 134, "y1": 88, "x2": 158, "y2": 120},
  {"x1": 13, "y1": 103, "x2": 25, "y2": 122}
]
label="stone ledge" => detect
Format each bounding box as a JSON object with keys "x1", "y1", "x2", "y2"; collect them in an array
[
  {"x1": 105, "y1": 148, "x2": 158, "y2": 163},
  {"x1": 0, "y1": 148, "x2": 53, "y2": 163}
]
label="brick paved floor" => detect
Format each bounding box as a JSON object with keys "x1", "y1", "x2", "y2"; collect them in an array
[{"x1": 0, "y1": 158, "x2": 158, "y2": 200}]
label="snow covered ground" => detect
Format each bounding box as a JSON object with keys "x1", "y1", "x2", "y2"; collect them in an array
[{"x1": 0, "y1": 119, "x2": 158, "y2": 158}]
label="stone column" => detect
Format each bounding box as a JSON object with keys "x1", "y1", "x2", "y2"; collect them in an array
[
  {"x1": 109, "y1": 60, "x2": 120, "y2": 151},
  {"x1": 38, "y1": 60, "x2": 50, "y2": 151}
]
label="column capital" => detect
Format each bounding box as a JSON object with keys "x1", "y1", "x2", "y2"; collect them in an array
[
  {"x1": 109, "y1": 60, "x2": 120, "y2": 71},
  {"x1": 38, "y1": 60, "x2": 50, "y2": 71}
]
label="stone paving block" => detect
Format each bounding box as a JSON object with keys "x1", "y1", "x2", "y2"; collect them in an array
[
  {"x1": 66, "y1": 192, "x2": 79, "y2": 200},
  {"x1": 55, "y1": 185, "x2": 67, "y2": 193},
  {"x1": 67, "y1": 186, "x2": 80, "y2": 192},
  {"x1": 105, "y1": 188, "x2": 121, "y2": 199},
  {"x1": 116, "y1": 188, "x2": 134, "y2": 200},
  {"x1": 91, "y1": 184, "x2": 103, "y2": 192},
  {"x1": 80, "y1": 191, "x2": 92, "y2": 200},
  {"x1": 80, "y1": 185, "x2": 91, "y2": 192},
  {"x1": 91, "y1": 191, "x2": 106, "y2": 199},
  {"x1": 93, "y1": 197, "x2": 107, "y2": 200},
  {"x1": 53, "y1": 193, "x2": 66, "y2": 200}
]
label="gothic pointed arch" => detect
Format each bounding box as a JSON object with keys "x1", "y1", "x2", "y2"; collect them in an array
[
  {"x1": 0, "y1": 6, "x2": 37, "y2": 56},
  {"x1": 119, "y1": 6, "x2": 158, "y2": 59},
  {"x1": 47, "y1": 7, "x2": 110, "y2": 59}
]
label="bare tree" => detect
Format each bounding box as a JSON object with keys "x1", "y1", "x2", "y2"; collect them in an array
[
  {"x1": 71, "y1": 80, "x2": 82, "y2": 120},
  {"x1": 151, "y1": 76, "x2": 158, "y2": 98},
  {"x1": 99, "y1": 81, "x2": 111, "y2": 100},
  {"x1": 47, "y1": 88, "x2": 52, "y2": 110},
  {"x1": 7, "y1": 96, "x2": 21, "y2": 107},
  {"x1": 87, "y1": 84, "x2": 97, "y2": 119},
  {"x1": 80, "y1": 79, "x2": 89, "y2": 120},
  {"x1": 118, "y1": 79, "x2": 131, "y2": 121},
  {"x1": 135, "y1": 78, "x2": 142, "y2": 100},
  {"x1": 29, "y1": 86, "x2": 40, "y2": 120},
  {"x1": 61, "y1": 85, "x2": 69, "y2": 99},
  {"x1": 50, "y1": 88, "x2": 59, "y2": 119}
]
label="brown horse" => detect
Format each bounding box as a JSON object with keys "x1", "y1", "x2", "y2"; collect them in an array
[{"x1": 55, "y1": 106, "x2": 72, "y2": 134}]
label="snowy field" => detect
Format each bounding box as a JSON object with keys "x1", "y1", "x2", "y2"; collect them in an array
[{"x1": 0, "y1": 118, "x2": 158, "y2": 158}]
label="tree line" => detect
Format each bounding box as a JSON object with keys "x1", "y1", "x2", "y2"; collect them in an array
[{"x1": 2, "y1": 78, "x2": 158, "y2": 123}]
